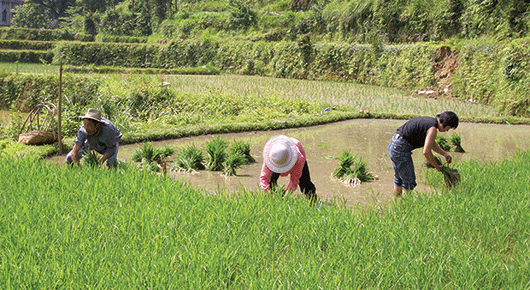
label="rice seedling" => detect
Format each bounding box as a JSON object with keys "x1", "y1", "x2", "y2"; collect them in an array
[
  {"x1": 81, "y1": 150, "x2": 100, "y2": 168},
  {"x1": 268, "y1": 184, "x2": 288, "y2": 198},
  {"x1": 449, "y1": 133, "x2": 465, "y2": 152},
  {"x1": 333, "y1": 150, "x2": 374, "y2": 185},
  {"x1": 228, "y1": 140, "x2": 255, "y2": 164},
  {"x1": 131, "y1": 143, "x2": 175, "y2": 172},
  {"x1": 205, "y1": 136, "x2": 228, "y2": 171},
  {"x1": 435, "y1": 135, "x2": 451, "y2": 151},
  {"x1": 173, "y1": 145, "x2": 205, "y2": 172},
  {"x1": 222, "y1": 152, "x2": 246, "y2": 176},
  {"x1": 425, "y1": 155, "x2": 460, "y2": 187}
]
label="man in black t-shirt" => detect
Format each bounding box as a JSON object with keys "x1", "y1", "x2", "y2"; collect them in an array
[{"x1": 388, "y1": 111, "x2": 459, "y2": 197}]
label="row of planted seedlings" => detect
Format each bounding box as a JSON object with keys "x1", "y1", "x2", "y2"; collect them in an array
[
  {"x1": 126, "y1": 136, "x2": 255, "y2": 176},
  {"x1": 81, "y1": 132, "x2": 465, "y2": 189}
]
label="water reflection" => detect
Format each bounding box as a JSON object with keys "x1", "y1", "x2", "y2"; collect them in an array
[{"x1": 49, "y1": 119, "x2": 530, "y2": 208}]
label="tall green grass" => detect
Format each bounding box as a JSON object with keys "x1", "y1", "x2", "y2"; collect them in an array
[
  {"x1": 0, "y1": 62, "x2": 59, "y2": 74},
  {"x1": 105, "y1": 74, "x2": 497, "y2": 119},
  {"x1": 1, "y1": 153, "x2": 529, "y2": 288}
]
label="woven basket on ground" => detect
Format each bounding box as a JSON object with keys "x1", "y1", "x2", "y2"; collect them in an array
[
  {"x1": 18, "y1": 131, "x2": 58, "y2": 145},
  {"x1": 18, "y1": 103, "x2": 60, "y2": 146}
]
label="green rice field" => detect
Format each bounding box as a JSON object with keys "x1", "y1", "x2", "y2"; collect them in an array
[
  {"x1": 1, "y1": 153, "x2": 529, "y2": 288},
  {"x1": 1, "y1": 63, "x2": 530, "y2": 288}
]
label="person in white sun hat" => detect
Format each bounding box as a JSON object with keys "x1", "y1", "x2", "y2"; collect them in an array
[{"x1": 260, "y1": 135, "x2": 317, "y2": 201}]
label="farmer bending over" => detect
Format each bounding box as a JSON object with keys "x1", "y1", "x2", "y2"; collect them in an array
[
  {"x1": 66, "y1": 108, "x2": 122, "y2": 168},
  {"x1": 388, "y1": 111, "x2": 459, "y2": 197},
  {"x1": 260, "y1": 135, "x2": 317, "y2": 202}
]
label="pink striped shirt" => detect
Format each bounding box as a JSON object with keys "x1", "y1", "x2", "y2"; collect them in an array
[{"x1": 260, "y1": 137, "x2": 307, "y2": 191}]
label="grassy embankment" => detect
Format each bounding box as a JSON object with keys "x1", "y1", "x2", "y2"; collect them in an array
[
  {"x1": 1, "y1": 63, "x2": 513, "y2": 160},
  {"x1": 1, "y1": 150, "x2": 529, "y2": 288}
]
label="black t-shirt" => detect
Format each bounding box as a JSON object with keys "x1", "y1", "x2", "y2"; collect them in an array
[{"x1": 396, "y1": 116, "x2": 438, "y2": 150}]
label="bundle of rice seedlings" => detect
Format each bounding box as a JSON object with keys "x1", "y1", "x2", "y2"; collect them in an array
[
  {"x1": 140, "y1": 159, "x2": 160, "y2": 173},
  {"x1": 132, "y1": 143, "x2": 175, "y2": 173},
  {"x1": 81, "y1": 150, "x2": 100, "y2": 168},
  {"x1": 435, "y1": 135, "x2": 451, "y2": 151},
  {"x1": 333, "y1": 150, "x2": 355, "y2": 178},
  {"x1": 425, "y1": 155, "x2": 461, "y2": 187},
  {"x1": 449, "y1": 133, "x2": 465, "y2": 152},
  {"x1": 222, "y1": 153, "x2": 246, "y2": 176},
  {"x1": 206, "y1": 136, "x2": 228, "y2": 171},
  {"x1": 333, "y1": 150, "x2": 374, "y2": 186},
  {"x1": 131, "y1": 143, "x2": 156, "y2": 162},
  {"x1": 229, "y1": 140, "x2": 255, "y2": 164},
  {"x1": 157, "y1": 145, "x2": 176, "y2": 161},
  {"x1": 132, "y1": 143, "x2": 175, "y2": 163},
  {"x1": 173, "y1": 145, "x2": 205, "y2": 172}
]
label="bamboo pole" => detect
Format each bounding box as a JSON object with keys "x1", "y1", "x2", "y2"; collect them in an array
[{"x1": 58, "y1": 64, "x2": 63, "y2": 154}]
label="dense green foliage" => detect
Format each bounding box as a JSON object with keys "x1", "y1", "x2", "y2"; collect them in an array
[
  {"x1": 0, "y1": 40, "x2": 55, "y2": 51},
  {"x1": 0, "y1": 49, "x2": 53, "y2": 64},
  {"x1": 10, "y1": 0, "x2": 530, "y2": 43},
  {"x1": 4, "y1": 0, "x2": 530, "y2": 117},
  {"x1": 0, "y1": 27, "x2": 92, "y2": 42},
  {"x1": 48, "y1": 37, "x2": 530, "y2": 117},
  {"x1": 1, "y1": 151, "x2": 529, "y2": 288}
]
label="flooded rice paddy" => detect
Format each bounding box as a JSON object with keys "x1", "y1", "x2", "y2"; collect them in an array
[{"x1": 49, "y1": 119, "x2": 530, "y2": 208}]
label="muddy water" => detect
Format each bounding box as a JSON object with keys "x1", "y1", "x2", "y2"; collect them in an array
[{"x1": 48, "y1": 119, "x2": 530, "y2": 208}]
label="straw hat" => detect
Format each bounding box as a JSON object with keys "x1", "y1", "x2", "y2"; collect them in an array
[
  {"x1": 263, "y1": 135, "x2": 298, "y2": 173},
  {"x1": 79, "y1": 108, "x2": 103, "y2": 123}
]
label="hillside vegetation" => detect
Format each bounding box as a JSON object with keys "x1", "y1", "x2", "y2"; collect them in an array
[{"x1": 1, "y1": 0, "x2": 530, "y2": 117}]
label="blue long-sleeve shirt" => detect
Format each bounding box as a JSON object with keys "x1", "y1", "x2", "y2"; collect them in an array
[{"x1": 74, "y1": 118, "x2": 122, "y2": 155}]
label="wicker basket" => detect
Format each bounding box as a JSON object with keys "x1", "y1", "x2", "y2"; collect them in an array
[
  {"x1": 18, "y1": 131, "x2": 59, "y2": 145},
  {"x1": 18, "y1": 103, "x2": 60, "y2": 146}
]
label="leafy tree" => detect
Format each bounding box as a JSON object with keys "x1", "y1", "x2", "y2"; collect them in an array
[
  {"x1": 23, "y1": 0, "x2": 76, "y2": 21},
  {"x1": 292, "y1": 0, "x2": 314, "y2": 11},
  {"x1": 11, "y1": 3, "x2": 52, "y2": 28},
  {"x1": 229, "y1": 0, "x2": 257, "y2": 29}
]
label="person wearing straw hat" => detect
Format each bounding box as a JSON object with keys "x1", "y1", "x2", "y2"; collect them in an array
[
  {"x1": 66, "y1": 108, "x2": 122, "y2": 167},
  {"x1": 388, "y1": 111, "x2": 459, "y2": 197},
  {"x1": 260, "y1": 135, "x2": 317, "y2": 201}
]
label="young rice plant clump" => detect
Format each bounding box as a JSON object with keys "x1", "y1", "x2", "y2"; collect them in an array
[
  {"x1": 449, "y1": 133, "x2": 465, "y2": 152},
  {"x1": 205, "y1": 136, "x2": 228, "y2": 171},
  {"x1": 333, "y1": 150, "x2": 374, "y2": 186},
  {"x1": 435, "y1": 135, "x2": 451, "y2": 151},
  {"x1": 229, "y1": 140, "x2": 255, "y2": 164},
  {"x1": 131, "y1": 143, "x2": 175, "y2": 173},
  {"x1": 173, "y1": 145, "x2": 206, "y2": 172}
]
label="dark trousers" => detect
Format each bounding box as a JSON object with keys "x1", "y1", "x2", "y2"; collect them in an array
[{"x1": 270, "y1": 161, "x2": 316, "y2": 197}]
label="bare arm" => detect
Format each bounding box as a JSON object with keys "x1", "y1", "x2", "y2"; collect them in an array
[
  {"x1": 70, "y1": 144, "x2": 82, "y2": 163},
  {"x1": 423, "y1": 127, "x2": 451, "y2": 172}
]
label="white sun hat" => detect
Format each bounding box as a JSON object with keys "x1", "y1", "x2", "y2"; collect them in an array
[{"x1": 263, "y1": 135, "x2": 299, "y2": 173}]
